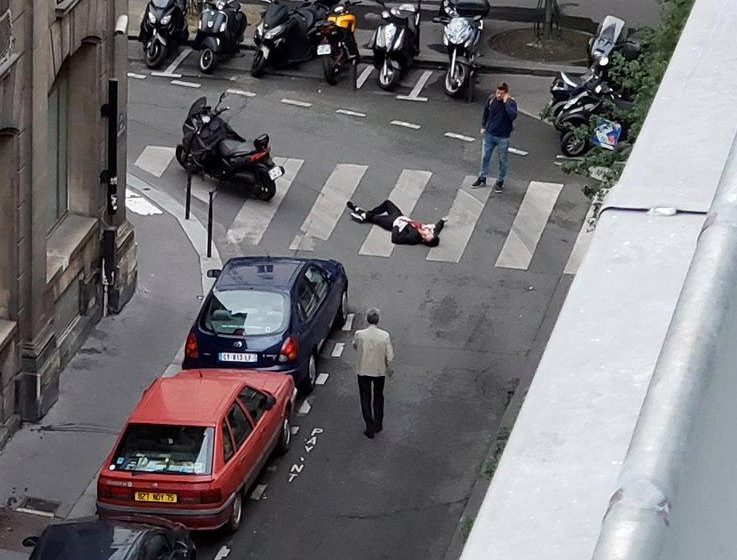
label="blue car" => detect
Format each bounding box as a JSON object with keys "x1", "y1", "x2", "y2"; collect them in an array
[{"x1": 182, "y1": 256, "x2": 348, "y2": 392}]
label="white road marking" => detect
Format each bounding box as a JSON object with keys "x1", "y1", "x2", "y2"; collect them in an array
[
  {"x1": 291, "y1": 426, "x2": 300, "y2": 435},
  {"x1": 396, "y1": 95, "x2": 429, "y2": 102},
  {"x1": 213, "y1": 546, "x2": 231, "y2": 560},
  {"x1": 281, "y1": 98, "x2": 312, "y2": 108},
  {"x1": 15, "y1": 507, "x2": 55, "y2": 518},
  {"x1": 495, "y1": 181, "x2": 564, "y2": 270},
  {"x1": 509, "y1": 147, "x2": 529, "y2": 156},
  {"x1": 226, "y1": 88, "x2": 257, "y2": 97},
  {"x1": 127, "y1": 72, "x2": 147, "y2": 79},
  {"x1": 151, "y1": 71, "x2": 182, "y2": 78},
  {"x1": 397, "y1": 69, "x2": 432, "y2": 101},
  {"x1": 427, "y1": 175, "x2": 490, "y2": 263},
  {"x1": 341, "y1": 313, "x2": 355, "y2": 331},
  {"x1": 250, "y1": 484, "x2": 268, "y2": 501},
  {"x1": 164, "y1": 47, "x2": 192, "y2": 75},
  {"x1": 290, "y1": 164, "x2": 367, "y2": 251},
  {"x1": 316, "y1": 373, "x2": 329, "y2": 385},
  {"x1": 331, "y1": 342, "x2": 345, "y2": 357},
  {"x1": 359, "y1": 169, "x2": 432, "y2": 257},
  {"x1": 356, "y1": 65, "x2": 374, "y2": 88},
  {"x1": 134, "y1": 146, "x2": 176, "y2": 178},
  {"x1": 170, "y1": 80, "x2": 201, "y2": 88},
  {"x1": 445, "y1": 132, "x2": 475, "y2": 142},
  {"x1": 227, "y1": 157, "x2": 304, "y2": 245},
  {"x1": 390, "y1": 120, "x2": 421, "y2": 130},
  {"x1": 125, "y1": 191, "x2": 163, "y2": 216},
  {"x1": 563, "y1": 201, "x2": 597, "y2": 275},
  {"x1": 298, "y1": 400, "x2": 312, "y2": 415},
  {"x1": 336, "y1": 109, "x2": 367, "y2": 117}
]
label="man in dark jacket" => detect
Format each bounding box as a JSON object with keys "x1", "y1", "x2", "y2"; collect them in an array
[
  {"x1": 473, "y1": 82, "x2": 518, "y2": 193},
  {"x1": 346, "y1": 200, "x2": 445, "y2": 246}
]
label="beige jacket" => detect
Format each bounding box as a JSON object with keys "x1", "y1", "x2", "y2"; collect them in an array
[{"x1": 352, "y1": 325, "x2": 395, "y2": 377}]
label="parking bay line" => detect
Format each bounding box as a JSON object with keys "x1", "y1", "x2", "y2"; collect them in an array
[
  {"x1": 227, "y1": 88, "x2": 257, "y2": 97},
  {"x1": 397, "y1": 70, "x2": 432, "y2": 102},
  {"x1": 445, "y1": 132, "x2": 475, "y2": 142},
  {"x1": 509, "y1": 147, "x2": 529, "y2": 156},
  {"x1": 281, "y1": 98, "x2": 312, "y2": 108},
  {"x1": 170, "y1": 80, "x2": 201, "y2": 89},
  {"x1": 331, "y1": 342, "x2": 345, "y2": 357},
  {"x1": 298, "y1": 400, "x2": 312, "y2": 415},
  {"x1": 495, "y1": 181, "x2": 564, "y2": 270},
  {"x1": 341, "y1": 313, "x2": 355, "y2": 331},
  {"x1": 336, "y1": 109, "x2": 366, "y2": 118},
  {"x1": 250, "y1": 484, "x2": 268, "y2": 501},
  {"x1": 214, "y1": 546, "x2": 231, "y2": 560},
  {"x1": 316, "y1": 373, "x2": 330, "y2": 385},
  {"x1": 127, "y1": 72, "x2": 147, "y2": 80},
  {"x1": 356, "y1": 65, "x2": 374, "y2": 89},
  {"x1": 150, "y1": 71, "x2": 182, "y2": 78},
  {"x1": 390, "y1": 120, "x2": 421, "y2": 130},
  {"x1": 164, "y1": 47, "x2": 192, "y2": 75},
  {"x1": 360, "y1": 169, "x2": 432, "y2": 257}
]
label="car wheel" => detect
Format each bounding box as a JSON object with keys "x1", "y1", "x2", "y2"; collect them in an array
[
  {"x1": 225, "y1": 491, "x2": 243, "y2": 534},
  {"x1": 275, "y1": 412, "x2": 291, "y2": 455},
  {"x1": 299, "y1": 353, "x2": 317, "y2": 395},
  {"x1": 333, "y1": 289, "x2": 347, "y2": 330}
]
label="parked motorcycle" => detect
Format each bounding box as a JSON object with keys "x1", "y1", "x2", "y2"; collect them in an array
[
  {"x1": 369, "y1": 0, "x2": 422, "y2": 90},
  {"x1": 138, "y1": 0, "x2": 189, "y2": 69},
  {"x1": 252, "y1": 0, "x2": 337, "y2": 77},
  {"x1": 548, "y1": 56, "x2": 611, "y2": 119},
  {"x1": 175, "y1": 94, "x2": 284, "y2": 201},
  {"x1": 193, "y1": 0, "x2": 247, "y2": 73},
  {"x1": 587, "y1": 15, "x2": 643, "y2": 65},
  {"x1": 317, "y1": 0, "x2": 360, "y2": 85},
  {"x1": 434, "y1": 0, "x2": 489, "y2": 99}
]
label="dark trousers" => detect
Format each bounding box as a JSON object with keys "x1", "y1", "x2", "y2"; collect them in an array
[
  {"x1": 366, "y1": 200, "x2": 403, "y2": 231},
  {"x1": 357, "y1": 375, "x2": 385, "y2": 433}
]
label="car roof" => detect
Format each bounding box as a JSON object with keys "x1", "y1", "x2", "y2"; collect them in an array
[
  {"x1": 215, "y1": 257, "x2": 313, "y2": 291},
  {"x1": 130, "y1": 375, "x2": 246, "y2": 426},
  {"x1": 34, "y1": 520, "x2": 147, "y2": 560}
]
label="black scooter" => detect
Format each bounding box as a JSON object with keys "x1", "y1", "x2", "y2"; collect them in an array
[
  {"x1": 193, "y1": 0, "x2": 247, "y2": 73},
  {"x1": 548, "y1": 56, "x2": 609, "y2": 117},
  {"x1": 252, "y1": 0, "x2": 337, "y2": 77},
  {"x1": 139, "y1": 0, "x2": 189, "y2": 69},
  {"x1": 588, "y1": 15, "x2": 642, "y2": 65},
  {"x1": 175, "y1": 94, "x2": 285, "y2": 201},
  {"x1": 369, "y1": 0, "x2": 422, "y2": 90}
]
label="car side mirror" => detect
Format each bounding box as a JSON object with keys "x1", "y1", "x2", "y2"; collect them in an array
[
  {"x1": 22, "y1": 536, "x2": 39, "y2": 548},
  {"x1": 207, "y1": 269, "x2": 221, "y2": 278},
  {"x1": 264, "y1": 394, "x2": 277, "y2": 410}
]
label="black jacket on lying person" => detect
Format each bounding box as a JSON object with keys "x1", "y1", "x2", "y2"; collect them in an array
[{"x1": 361, "y1": 199, "x2": 441, "y2": 247}]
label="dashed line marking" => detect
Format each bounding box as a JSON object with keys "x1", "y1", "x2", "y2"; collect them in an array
[
  {"x1": 214, "y1": 546, "x2": 231, "y2": 560},
  {"x1": 250, "y1": 484, "x2": 268, "y2": 501},
  {"x1": 281, "y1": 98, "x2": 312, "y2": 108},
  {"x1": 341, "y1": 313, "x2": 355, "y2": 331},
  {"x1": 291, "y1": 426, "x2": 300, "y2": 435},
  {"x1": 390, "y1": 120, "x2": 421, "y2": 130},
  {"x1": 331, "y1": 342, "x2": 345, "y2": 357},
  {"x1": 170, "y1": 80, "x2": 201, "y2": 88},
  {"x1": 445, "y1": 132, "x2": 475, "y2": 142},
  {"x1": 336, "y1": 109, "x2": 367, "y2": 118},
  {"x1": 298, "y1": 400, "x2": 312, "y2": 415},
  {"x1": 151, "y1": 71, "x2": 182, "y2": 78},
  {"x1": 396, "y1": 95, "x2": 429, "y2": 102},
  {"x1": 316, "y1": 373, "x2": 329, "y2": 385},
  {"x1": 509, "y1": 147, "x2": 529, "y2": 156},
  {"x1": 356, "y1": 66, "x2": 374, "y2": 88},
  {"x1": 164, "y1": 47, "x2": 192, "y2": 75},
  {"x1": 127, "y1": 72, "x2": 147, "y2": 79},
  {"x1": 227, "y1": 88, "x2": 257, "y2": 97}
]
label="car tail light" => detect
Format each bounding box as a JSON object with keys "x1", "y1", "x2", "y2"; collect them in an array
[
  {"x1": 97, "y1": 478, "x2": 112, "y2": 499},
  {"x1": 247, "y1": 149, "x2": 269, "y2": 163},
  {"x1": 200, "y1": 488, "x2": 222, "y2": 504},
  {"x1": 110, "y1": 486, "x2": 134, "y2": 500},
  {"x1": 279, "y1": 337, "x2": 299, "y2": 362},
  {"x1": 185, "y1": 331, "x2": 199, "y2": 360}
]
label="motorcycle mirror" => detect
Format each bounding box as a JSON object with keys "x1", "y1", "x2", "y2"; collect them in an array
[
  {"x1": 599, "y1": 56, "x2": 609, "y2": 66},
  {"x1": 594, "y1": 84, "x2": 603, "y2": 93}
]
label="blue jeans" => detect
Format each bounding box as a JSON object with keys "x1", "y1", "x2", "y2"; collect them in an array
[{"x1": 479, "y1": 134, "x2": 510, "y2": 181}]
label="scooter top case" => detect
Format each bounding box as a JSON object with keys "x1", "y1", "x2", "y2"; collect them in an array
[{"x1": 453, "y1": 0, "x2": 489, "y2": 18}]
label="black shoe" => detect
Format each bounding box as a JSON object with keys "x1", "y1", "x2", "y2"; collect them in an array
[
  {"x1": 493, "y1": 180, "x2": 505, "y2": 193},
  {"x1": 364, "y1": 429, "x2": 375, "y2": 439},
  {"x1": 471, "y1": 177, "x2": 486, "y2": 188},
  {"x1": 375, "y1": 425, "x2": 383, "y2": 433},
  {"x1": 347, "y1": 201, "x2": 367, "y2": 222},
  {"x1": 434, "y1": 219, "x2": 445, "y2": 235}
]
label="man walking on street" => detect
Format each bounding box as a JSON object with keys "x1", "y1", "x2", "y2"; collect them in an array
[
  {"x1": 353, "y1": 308, "x2": 394, "y2": 439},
  {"x1": 473, "y1": 82, "x2": 518, "y2": 193}
]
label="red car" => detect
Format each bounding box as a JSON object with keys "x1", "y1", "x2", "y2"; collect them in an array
[{"x1": 97, "y1": 370, "x2": 296, "y2": 532}]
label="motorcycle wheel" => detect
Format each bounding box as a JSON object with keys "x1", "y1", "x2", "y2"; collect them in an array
[
  {"x1": 378, "y1": 63, "x2": 400, "y2": 91},
  {"x1": 251, "y1": 51, "x2": 267, "y2": 78},
  {"x1": 444, "y1": 64, "x2": 467, "y2": 98},
  {"x1": 199, "y1": 48, "x2": 216, "y2": 74},
  {"x1": 144, "y1": 42, "x2": 167, "y2": 69},
  {"x1": 258, "y1": 179, "x2": 277, "y2": 201},
  {"x1": 323, "y1": 55, "x2": 340, "y2": 85},
  {"x1": 561, "y1": 130, "x2": 590, "y2": 157}
]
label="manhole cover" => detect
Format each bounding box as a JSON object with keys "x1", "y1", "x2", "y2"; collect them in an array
[
  {"x1": 16, "y1": 497, "x2": 59, "y2": 517},
  {"x1": 489, "y1": 28, "x2": 591, "y2": 64}
]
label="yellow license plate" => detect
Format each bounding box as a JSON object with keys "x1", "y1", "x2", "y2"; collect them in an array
[{"x1": 134, "y1": 492, "x2": 178, "y2": 503}]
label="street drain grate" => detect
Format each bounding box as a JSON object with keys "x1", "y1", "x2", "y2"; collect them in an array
[{"x1": 15, "y1": 497, "x2": 60, "y2": 518}]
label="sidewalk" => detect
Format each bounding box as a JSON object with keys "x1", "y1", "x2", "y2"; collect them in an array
[{"x1": 0, "y1": 178, "x2": 207, "y2": 558}]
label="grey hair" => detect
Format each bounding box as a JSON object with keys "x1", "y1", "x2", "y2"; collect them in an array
[{"x1": 366, "y1": 308, "x2": 380, "y2": 325}]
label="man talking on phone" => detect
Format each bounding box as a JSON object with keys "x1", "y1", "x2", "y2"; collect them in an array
[{"x1": 472, "y1": 82, "x2": 518, "y2": 193}]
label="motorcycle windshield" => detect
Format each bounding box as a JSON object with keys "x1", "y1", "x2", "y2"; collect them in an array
[
  {"x1": 263, "y1": 4, "x2": 289, "y2": 27},
  {"x1": 187, "y1": 97, "x2": 208, "y2": 118},
  {"x1": 200, "y1": 7, "x2": 227, "y2": 31},
  {"x1": 151, "y1": 0, "x2": 175, "y2": 7}
]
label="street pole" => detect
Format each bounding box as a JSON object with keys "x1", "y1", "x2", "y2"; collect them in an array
[
  {"x1": 207, "y1": 190, "x2": 214, "y2": 258},
  {"x1": 101, "y1": 79, "x2": 119, "y2": 289},
  {"x1": 185, "y1": 163, "x2": 192, "y2": 220},
  {"x1": 544, "y1": 0, "x2": 553, "y2": 40}
]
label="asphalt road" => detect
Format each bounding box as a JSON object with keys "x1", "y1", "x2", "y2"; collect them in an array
[{"x1": 125, "y1": 44, "x2": 590, "y2": 560}]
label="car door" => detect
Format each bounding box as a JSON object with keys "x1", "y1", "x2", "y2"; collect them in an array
[
  {"x1": 301, "y1": 265, "x2": 332, "y2": 349},
  {"x1": 225, "y1": 400, "x2": 261, "y2": 491},
  {"x1": 295, "y1": 274, "x2": 321, "y2": 355},
  {"x1": 239, "y1": 386, "x2": 278, "y2": 455}
]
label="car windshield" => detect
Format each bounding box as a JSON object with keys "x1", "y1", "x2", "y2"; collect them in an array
[
  {"x1": 112, "y1": 424, "x2": 214, "y2": 475},
  {"x1": 202, "y1": 289, "x2": 290, "y2": 336}
]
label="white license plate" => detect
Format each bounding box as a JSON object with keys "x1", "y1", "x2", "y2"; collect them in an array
[
  {"x1": 219, "y1": 352, "x2": 258, "y2": 363},
  {"x1": 268, "y1": 166, "x2": 284, "y2": 180},
  {"x1": 261, "y1": 45, "x2": 270, "y2": 58},
  {"x1": 317, "y1": 44, "x2": 331, "y2": 55}
]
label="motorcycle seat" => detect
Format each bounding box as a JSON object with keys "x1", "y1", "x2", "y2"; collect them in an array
[{"x1": 219, "y1": 139, "x2": 253, "y2": 158}]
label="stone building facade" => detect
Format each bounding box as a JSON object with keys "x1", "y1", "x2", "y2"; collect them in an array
[{"x1": 0, "y1": 0, "x2": 136, "y2": 447}]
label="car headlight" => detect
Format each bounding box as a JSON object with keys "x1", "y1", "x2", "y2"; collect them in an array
[
  {"x1": 161, "y1": 14, "x2": 172, "y2": 25},
  {"x1": 264, "y1": 23, "x2": 287, "y2": 40},
  {"x1": 148, "y1": 10, "x2": 156, "y2": 24}
]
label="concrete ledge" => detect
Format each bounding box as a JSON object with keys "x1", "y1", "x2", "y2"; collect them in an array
[{"x1": 46, "y1": 214, "x2": 98, "y2": 285}]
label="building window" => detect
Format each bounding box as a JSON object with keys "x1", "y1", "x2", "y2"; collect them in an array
[
  {"x1": 0, "y1": 0, "x2": 12, "y2": 68},
  {"x1": 48, "y1": 68, "x2": 69, "y2": 231}
]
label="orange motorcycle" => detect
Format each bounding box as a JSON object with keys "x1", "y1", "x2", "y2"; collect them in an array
[{"x1": 317, "y1": 0, "x2": 360, "y2": 85}]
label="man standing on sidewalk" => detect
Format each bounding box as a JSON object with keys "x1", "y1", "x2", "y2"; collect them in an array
[
  {"x1": 353, "y1": 308, "x2": 394, "y2": 439},
  {"x1": 472, "y1": 82, "x2": 518, "y2": 193}
]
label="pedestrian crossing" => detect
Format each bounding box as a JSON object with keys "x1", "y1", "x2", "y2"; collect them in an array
[{"x1": 132, "y1": 148, "x2": 589, "y2": 273}]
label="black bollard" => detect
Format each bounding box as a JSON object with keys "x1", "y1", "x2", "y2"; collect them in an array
[
  {"x1": 185, "y1": 163, "x2": 192, "y2": 220},
  {"x1": 207, "y1": 190, "x2": 214, "y2": 258}
]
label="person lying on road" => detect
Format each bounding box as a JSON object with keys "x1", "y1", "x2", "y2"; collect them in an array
[{"x1": 346, "y1": 199, "x2": 446, "y2": 247}]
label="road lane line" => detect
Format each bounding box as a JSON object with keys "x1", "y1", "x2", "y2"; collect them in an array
[
  {"x1": 341, "y1": 313, "x2": 355, "y2": 331},
  {"x1": 563, "y1": 202, "x2": 597, "y2": 275},
  {"x1": 134, "y1": 146, "x2": 176, "y2": 178},
  {"x1": 495, "y1": 181, "x2": 564, "y2": 270},
  {"x1": 445, "y1": 132, "x2": 475, "y2": 142},
  {"x1": 151, "y1": 71, "x2": 182, "y2": 78},
  {"x1": 336, "y1": 109, "x2": 367, "y2": 117},
  {"x1": 227, "y1": 157, "x2": 304, "y2": 245},
  {"x1": 359, "y1": 169, "x2": 432, "y2": 257},
  {"x1": 298, "y1": 400, "x2": 312, "y2": 415},
  {"x1": 390, "y1": 120, "x2": 421, "y2": 130},
  {"x1": 164, "y1": 46, "x2": 192, "y2": 75},
  {"x1": 127, "y1": 72, "x2": 147, "y2": 79},
  {"x1": 281, "y1": 98, "x2": 312, "y2": 108},
  {"x1": 427, "y1": 175, "x2": 490, "y2": 263},
  {"x1": 250, "y1": 484, "x2": 268, "y2": 501},
  {"x1": 397, "y1": 69, "x2": 432, "y2": 101},
  {"x1": 227, "y1": 88, "x2": 257, "y2": 97},
  {"x1": 290, "y1": 164, "x2": 367, "y2": 251},
  {"x1": 509, "y1": 147, "x2": 529, "y2": 156},
  {"x1": 316, "y1": 373, "x2": 329, "y2": 385},
  {"x1": 356, "y1": 65, "x2": 374, "y2": 88},
  {"x1": 331, "y1": 342, "x2": 345, "y2": 357},
  {"x1": 170, "y1": 80, "x2": 201, "y2": 88}
]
